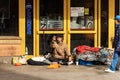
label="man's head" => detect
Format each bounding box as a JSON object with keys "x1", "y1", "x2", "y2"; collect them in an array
[
  {"x1": 56, "y1": 35, "x2": 63, "y2": 43},
  {"x1": 114, "y1": 15, "x2": 120, "y2": 24}
]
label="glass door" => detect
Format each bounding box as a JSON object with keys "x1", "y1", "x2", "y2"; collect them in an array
[{"x1": 35, "y1": 0, "x2": 115, "y2": 56}]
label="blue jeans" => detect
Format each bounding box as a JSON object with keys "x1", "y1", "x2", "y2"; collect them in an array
[{"x1": 110, "y1": 51, "x2": 120, "y2": 71}]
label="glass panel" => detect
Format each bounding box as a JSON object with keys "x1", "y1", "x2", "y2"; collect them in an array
[
  {"x1": 0, "y1": 0, "x2": 18, "y2": 36},
  {"x1": 70, "y1": 0, "x2": 94, "y2": 30},
  {"x1": 71, "y1": 34, "x2": 94, "y2": 52},
  {"x1": 101, "y1": 0, "x2": 108, "y2": 47},
  {"x1": 115, "y1": 0, "x2": 119, "y2": 15},
  {"x1": 40, "y1": 0, "x2": 63, "y2": 30},
  {"x1": 39, "y1": 34, "x2": 60, "y2": 55},
  {"x1": 25, "y1": 0, "x2": 33, "y2": 55}
]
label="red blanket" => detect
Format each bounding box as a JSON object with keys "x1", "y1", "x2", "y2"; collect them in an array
[{"x1": 76, "y1": 45, "x2": 100, "y2": 55}]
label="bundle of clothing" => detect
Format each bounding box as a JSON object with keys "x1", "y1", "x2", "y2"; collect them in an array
[
  {"x1": 72, "y1": 45, "x2": 114, "y2": 65},
  {"x1": 27, "y1": 56, "x2": 51, "y2": 65}
]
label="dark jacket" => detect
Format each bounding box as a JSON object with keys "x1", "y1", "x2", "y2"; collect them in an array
[{"x1": 114, "y1": 23, "x2": 120, "y2": 51}]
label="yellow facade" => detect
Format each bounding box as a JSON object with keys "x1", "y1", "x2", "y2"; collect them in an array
[
  {"x1": 19, "y1": 0, "x2": 115, "y2": 56},
  {"x1": 19, "y1": 0, "x2": 25, "y2": 55}
]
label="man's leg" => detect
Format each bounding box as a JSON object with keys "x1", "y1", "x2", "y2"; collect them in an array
[
  {"x1": 116, "y1": 52, "x2": 120, "y2": 70},
  {"x1": 48, "y1": 56, "x2": 59, "y2": 62},
  {"x1": 110, "y1": 51, "x2": 119, "y2": 71}
]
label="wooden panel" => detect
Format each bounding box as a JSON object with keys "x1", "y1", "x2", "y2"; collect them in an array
[
  {"x1": 0, "y1": 45, "x2": 20, "y2": 56},
  {"x1": 0, "y1": 36, "x2": 21, "y2": 56}
]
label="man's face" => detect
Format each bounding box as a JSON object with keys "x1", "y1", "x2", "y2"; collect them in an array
[
  {"x1": 57, "y1": 37, "x2": 63, "y2": 43},
  {"x1": 115, "y1": 20, "x2": 119, "y2": 24},
  {"x1": 115, "y1": 20, "x2": 117, "y2": 24}
]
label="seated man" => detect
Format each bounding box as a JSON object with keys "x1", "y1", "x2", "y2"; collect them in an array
[{"x1": 48, "y1": 35, "x2": 73, "y2": 65}]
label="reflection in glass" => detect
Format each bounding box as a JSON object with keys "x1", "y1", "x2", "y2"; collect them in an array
[
  {"x1": 25, "y1": 0, "x2": 33, "y2": 55},
  {"x1": 70, "y1": 0, "x2": 94, "y2": 29},
  {"x1": 40, "y1": 0, "x2": 63, "y2": 30}
]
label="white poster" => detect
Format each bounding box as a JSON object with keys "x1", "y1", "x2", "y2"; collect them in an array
[{"x1": 71, "y1": 7, "x2": 84, "y2": 17}]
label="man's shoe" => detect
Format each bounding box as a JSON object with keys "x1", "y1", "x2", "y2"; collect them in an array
[{"x1": 105, "y1": 69, "x2": 115, "y2": 73}]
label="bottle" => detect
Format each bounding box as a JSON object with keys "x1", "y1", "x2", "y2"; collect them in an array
[
  {"x1": 25, "y1": 47, "x2": 28, "y2": 55},
  {"x1": 76, "y1": 55, "x2": 79, "y2": 66}
]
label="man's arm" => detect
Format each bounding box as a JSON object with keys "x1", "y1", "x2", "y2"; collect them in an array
[{"x1": 64, "y1": 44, "x2": 72, "y2": 61}]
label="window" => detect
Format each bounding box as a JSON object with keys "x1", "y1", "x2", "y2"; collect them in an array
[
  {"x1": 40, "y1": 0, "x2": 63, "y2": 30},
  {"x1": 0, "y1": 0, "x2": 18, "y2": 36},
  {"x1": 70, "y1": 0, "x2": 94, "y2": 30}
]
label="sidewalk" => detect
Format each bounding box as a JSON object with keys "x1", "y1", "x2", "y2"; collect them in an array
[{"x1": 0, "y1": 63, "x2": 120, "y2": 80}]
